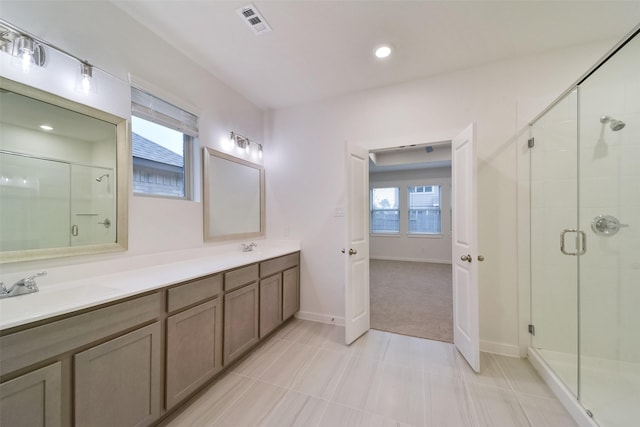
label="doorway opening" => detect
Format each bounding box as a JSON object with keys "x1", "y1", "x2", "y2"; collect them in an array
[{"x1": 368, "y1": 142, "x2": 453, "y2": 343}]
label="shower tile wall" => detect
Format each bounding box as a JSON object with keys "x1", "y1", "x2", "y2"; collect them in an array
[
  {"x1": 70, "y1": 165, "x2": 115, "y2": 246},
  {"x1": 578, "y1": 35, "x2": 640, "y2": 365},
  {"x1": 0, "y1": 153, "x2": 71, "y2": 250}
]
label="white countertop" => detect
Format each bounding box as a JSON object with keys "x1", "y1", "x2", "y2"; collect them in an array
[{"x1": 0, "y1": 242, "x2": 300, "y2": 331}]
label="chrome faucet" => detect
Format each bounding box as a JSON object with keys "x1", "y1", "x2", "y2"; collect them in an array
[
  {"x1": 241, "y1": 242, "x2": 257, "y2": 252},
  {"x1": 0, "y1": 271, "x2": 47, "y2": 299}
]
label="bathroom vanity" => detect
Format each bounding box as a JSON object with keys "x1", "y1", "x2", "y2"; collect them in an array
[{"x1": 0, "y1": 249, "x2": 300, "y2": 427}]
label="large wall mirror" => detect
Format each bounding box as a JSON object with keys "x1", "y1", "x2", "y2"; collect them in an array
[
  {"x1": 203, "y1": 147, "x2": 264, "y2": 241},
  {"x1": 0, "y1": 77, "x2": 129, "y2": 263}
]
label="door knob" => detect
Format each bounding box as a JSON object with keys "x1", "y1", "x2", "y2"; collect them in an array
[
  {"x1": 349, "y1": 248, "x2": 357, "y2": 255},
  {"x1": 477, "y1": 255, "x2": 485, "y2": 262},
  {"x1": 460, "y1": 254, "x2": 472, "y2": 263}
]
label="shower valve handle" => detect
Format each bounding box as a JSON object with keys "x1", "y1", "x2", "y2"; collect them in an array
[{"x1": 591, "y1": 215, "x2": 628, "y2": 237}]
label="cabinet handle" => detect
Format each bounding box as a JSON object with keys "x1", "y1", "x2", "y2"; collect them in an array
[{"x1": 348, "y1": 248, "x2": 357, "y2": 255}]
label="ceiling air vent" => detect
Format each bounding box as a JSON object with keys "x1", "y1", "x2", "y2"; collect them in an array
[{"x1": 236, "y1": 3, "x2": 272, "y2": 35}]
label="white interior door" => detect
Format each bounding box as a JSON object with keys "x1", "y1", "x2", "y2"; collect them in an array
[
  {"x1": 344, "y1": 141, "x2": 370, "y2": 345},
  {"x1": 451, "y1": 123, "x2": 480, "y2": 372}
]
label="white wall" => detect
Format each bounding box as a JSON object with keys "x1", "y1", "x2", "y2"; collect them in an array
[
  {"x1": 265, "y1": 40, "x2": 616, "y2": 353},
  {"x1": 0, "y1": 1, "x2": 265, "y2": 277},
  {"x1": 370, "y1": 167, "x2": 452, "y2": 264}
]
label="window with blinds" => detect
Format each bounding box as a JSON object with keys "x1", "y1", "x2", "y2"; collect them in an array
[{"x1": 130, "y1": 87, "x2": 198, "y2": 199}]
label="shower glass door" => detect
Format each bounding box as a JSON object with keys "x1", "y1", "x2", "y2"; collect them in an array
[
  {"x1": 530, "y1": 89, "x2": 579, "y2": 396},
  {"x1": 577, "y1": 32, "x2": 640, "y2": 427}
]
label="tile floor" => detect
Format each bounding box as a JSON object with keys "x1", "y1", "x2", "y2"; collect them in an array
[{"x1": 164, "y1": 319, "x2": 577, "y2": 427}]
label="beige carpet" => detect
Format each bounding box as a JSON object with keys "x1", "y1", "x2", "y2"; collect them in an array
[{"x1": 370, "y1": 259, "x2": 453, "y2": 343}]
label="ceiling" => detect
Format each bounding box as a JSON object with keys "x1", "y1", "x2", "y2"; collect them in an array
[
  {"x1": 370, "y1": 143, "x2": 451, "y2": 172},
  {"x1": 111, "y1": 1, "x2": 640, "y2": 110}
]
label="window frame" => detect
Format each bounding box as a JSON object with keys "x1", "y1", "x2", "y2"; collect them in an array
[
  {"x1": 130, "y1": 87, "x2": 198, "y2": 200},
  {"x1": 407, "y1": 184, "x2": 442, "y2": 235},
  {"x1": 370, "y1": 186, "x2": 400, "y2": 234}
]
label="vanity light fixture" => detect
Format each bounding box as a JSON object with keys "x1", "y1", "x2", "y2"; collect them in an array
[
  {"x1": 229, "y1": 131, "x2": 264, "y2": 160},
  {"x1": 1, "y1": 19, "x2": 106, "y2": 96},
  {"x1": 230, "y1": 131, "x2": 249, "y2": 149},
  {"x1": 12, "y1": 34, "x2": 46, "y2": 73},
  {"x1": 230, "y1": 131, "x2": 250, "y2": 150},
  {"x1": 77, "y1": 61, "x2": 95, "y2": 95},
  {"x1": 374, "y1": 44, "x2": 392, "y2": 59}
]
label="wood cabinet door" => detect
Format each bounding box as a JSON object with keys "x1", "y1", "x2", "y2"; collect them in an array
[
  {"x1": 224, "y1": 282, "x2": 259, "y2": 364},
  {"x1": 282, "y1": 266, "x2": 300, "y2": 320},
  {"x1": 0, "y1": 362, "x2": 62, "y2": 427},
  {"x1": 75, "y1": 322, "x2": 161, "y2": 427},
  {"x1": 259, "y1": 274, "x2": 282, "y2": 338},
  {"x1": 166, "y1": 298, "x2": 223, "y2": 409}
]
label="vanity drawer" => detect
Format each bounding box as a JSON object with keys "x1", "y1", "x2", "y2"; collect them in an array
[
  {"x1": 167, "y1": 274, "x2": 223, "y2": 313},
  {"x1": 224, "y1": 264, "x2": 259, "y2": 292},
  {"x1": 0, "y1": 292, "x2": 161, "y2": 374},
  {"x1": 260, "y1": 253, "x2": 299, "y2": 278}
]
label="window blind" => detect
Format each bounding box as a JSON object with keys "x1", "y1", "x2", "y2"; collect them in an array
[{"x1": 131, "y1": 87, "x2": 198, "y2": 137}]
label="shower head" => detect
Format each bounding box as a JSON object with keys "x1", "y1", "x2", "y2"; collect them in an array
[
  {"x1": 600, "y1": 115, "x2": 626, "y2": 131},
  {"x1": 96, "y1": 174, "x2": 109, "y2": 182},
  {"x1": 610, "y1": 119, "x2": 625, "y2": 131}
]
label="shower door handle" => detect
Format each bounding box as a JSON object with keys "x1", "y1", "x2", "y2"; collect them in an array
[
  {"x1": 71, "y1": 224, "x2": 78, "y2": 237},
  {"x1": 560, "y1": 229, "x2": 586, "y2": 256}
]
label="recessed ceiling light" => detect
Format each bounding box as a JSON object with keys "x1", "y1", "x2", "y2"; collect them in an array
[
  {"x1": 40, "y1": 125, "x2": 53, "y2": 131},
  {"x1": 374, "y1": 45, "x2": 392, "y2": 59}
]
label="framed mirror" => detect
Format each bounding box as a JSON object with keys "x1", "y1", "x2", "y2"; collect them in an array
[
  {"x1": 0, "y1": 77, "x2": 129, "y2": 263},
  {"x1": 203, "y1": 147, "x2": 264, "y2": 241}
]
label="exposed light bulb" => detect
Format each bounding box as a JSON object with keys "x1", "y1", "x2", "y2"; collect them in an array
[
  {"x1": 21, "y1": 50, "x2": 33, "y2": 73},
  {"x1": 78, "y1": 62, "x2": 94, "y2": 95},
  {"x1": 14, "y1": 36, "x2": 37, "y2": 73},
  {"x1": 81, "y1": 75, "x2": 91, "y2": 95}
]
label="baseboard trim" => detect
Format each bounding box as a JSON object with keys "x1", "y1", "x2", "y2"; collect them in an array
[
  {"x1": 528, "y1": 348, "x2": 597, "y2": 427},
  {"x1": 480, "y1": 340, "x2": 520, "y2": 357},
  {"x1": 295, "y1": 311, "x2": 344, "y2": 326},
  {"x1": 370, "y1": 256, "x2": 452, "y2": 264}
]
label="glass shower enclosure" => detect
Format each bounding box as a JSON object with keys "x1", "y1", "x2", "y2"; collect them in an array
[
  {"x1": 0, "y1": 152, "x2": 115, "y2": 250},
  {"x1": 530, "y1": 28, "x2": 639, "y2": 426}
]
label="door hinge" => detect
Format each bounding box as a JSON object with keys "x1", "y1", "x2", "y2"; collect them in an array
[
  {"x1": 528, "y1": 324, "x2": 535, "y2": 335},
  {"x1": 527, "y1": 138, "x2": 535, "y2": 148}
]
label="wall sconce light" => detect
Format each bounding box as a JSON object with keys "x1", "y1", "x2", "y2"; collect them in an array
[
  {"x1": 11, "y1": 34, "x2": 46, "y2": 73},
  {"x1": 76, "y1": 61, "x2": 96, "y2": 95},
  {"x1": 230, "y1": 131, "x2": 250, "y2": 150},
  {"x1": 229, "y1": 131, "x2": 263, "y2": 160}
]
